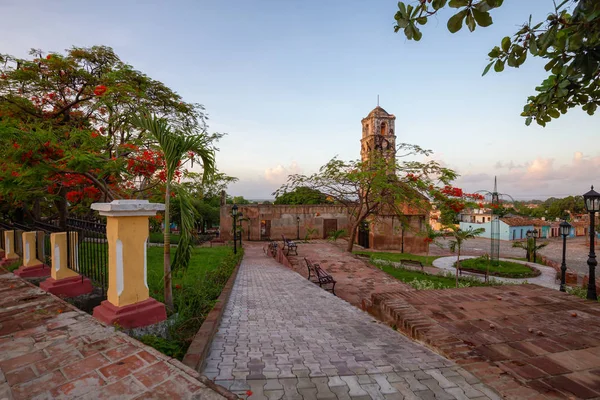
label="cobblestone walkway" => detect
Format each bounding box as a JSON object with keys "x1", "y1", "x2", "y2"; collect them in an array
[
  {"x1": 432, "y1": 256, "x2": 559, "y2": 289},
  {"x1": 201, "y1": 247, "x2": 500, "y2": 399}
]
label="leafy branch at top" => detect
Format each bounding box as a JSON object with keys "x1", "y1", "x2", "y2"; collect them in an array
[{"x1": 394, "y1": 0, "x2": 600, "y2": 126}]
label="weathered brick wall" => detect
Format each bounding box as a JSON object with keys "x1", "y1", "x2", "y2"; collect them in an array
[
  {"x1": 220, "y1": 204, "x2": 350, "y2": 241},
  {"x1": 220, "y1": 204, "x2": 427, "y2": 253}
]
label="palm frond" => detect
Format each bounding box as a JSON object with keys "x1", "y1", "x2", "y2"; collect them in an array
[{"x1": 172, "y1": 184, "x2": 195, "y2": 271}]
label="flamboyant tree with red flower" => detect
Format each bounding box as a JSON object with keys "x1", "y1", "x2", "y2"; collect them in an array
[
  {"x1": 432, "y1": 185, "x2": 486, "y2": 226},
  {"x1": 0, "y1": 46, "x2": 219, "y2": 227}
]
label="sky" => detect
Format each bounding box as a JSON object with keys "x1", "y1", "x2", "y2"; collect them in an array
[{"x1": 1, "y1": 0, "x2": 598, "y2": 200}]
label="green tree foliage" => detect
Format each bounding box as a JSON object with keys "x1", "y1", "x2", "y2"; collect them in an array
[
  {"x1": 0, "y1": 46, "x2": 212, "y2": 225},
  {"x1": 512, "y1": 239, "x2": 548, "y2": 262},
  {"x1": 230, "y1": 196, "x2": 252, "y2": 205},
  {"x1": 274, "y1": 187, "x2": 332, "y2": 205},
  {"x1": 513, "y1": 196, "x2": 585, "y2": 220},
  {"x1": 394, "y1": 0, "x2": 600, "y2": 126},
  {"x1": 275, "y1": 144, "x2": 458, "y2": 253}
]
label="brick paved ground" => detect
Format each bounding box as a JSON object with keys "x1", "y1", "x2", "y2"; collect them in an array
[
  {"x1": 369, "y1": 284, "x2": 600, "y2": 399},
  {"x1": 285, "y1": 242, "x2": 413, "y2": 308},
  {"x1": 0, "y1": 268, "x2": 225, "y2": 400},
  {"x1": 201, "y1": 245, "x2": 500, "y2": 400}
]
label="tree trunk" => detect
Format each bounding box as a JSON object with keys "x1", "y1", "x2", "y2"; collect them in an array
[
  {"x1": 163, "y1": 181, "x2": 174, "y2": 311},
  {"x1": 346, "y1": 220, "x2": 361, "y2": 252},
  {"x1": 55, "y1": 190, "x2": 68, "y2": 230},
  {"x1": 456, "y1": 248, "x2": 460, "y2": 288}
]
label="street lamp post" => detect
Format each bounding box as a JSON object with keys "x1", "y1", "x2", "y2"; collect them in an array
[
  {"x1": 232, "y1": 204, "x2": 238, "y2": 255},
  {"x1": 559, "y1": 220, "x2": 572, "y2": 292},
  {"x1": 296, "y1": 216, "x2": 300, "y2": 240},
  {"x1": 584, "y1": 186, "x2": 600, "y2": 300}
]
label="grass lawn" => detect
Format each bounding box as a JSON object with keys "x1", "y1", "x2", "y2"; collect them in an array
[
  {"x1": 354, "y1": 251, "x2": 440, "y2": 266},
  {"x1": 141, "y1": 245, "x2": 242, "y2": 359},
  {"x1": 456, "y1": 257, "x2": 540, "y2": 278},
  {"x1": 149, "y1": 232, "x2": 180, "y2": 244},
  {"x1": 376, "y1": 263, "x2": 490, "y2": 289}
]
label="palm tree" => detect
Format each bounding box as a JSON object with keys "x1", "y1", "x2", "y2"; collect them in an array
[
  {"x1": 512, "y1": 240, "x2": 548, "y2": 262},
  {"x1": 132, "y1": 114, "x2": 215, "y2": 311},
  {"x1": 420, "y1": 224, "x2": 445, "y2": 266},
  {"x1": 447, "y1": 226, "x2": 485, "y2": 287}
]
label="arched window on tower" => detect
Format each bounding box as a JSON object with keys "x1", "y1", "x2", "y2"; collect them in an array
[{"x1": 380, "y1": 122, "x2": 386, "y2": 136}]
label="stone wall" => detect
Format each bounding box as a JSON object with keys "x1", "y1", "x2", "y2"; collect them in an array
[
  {"x1": 220, "y1": 204, "x2": 427, "y2": 253},
  {"x1": 220, "y1": 204, "x2": 350, "y2": 241}
]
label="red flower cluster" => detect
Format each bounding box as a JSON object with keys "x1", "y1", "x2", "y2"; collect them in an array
[
  {"x1": 406, "y1": 173, "x2": 418, "y2": 182},
  {"x1": 93, "y1": 85, "x2": 107, "y2": 96},
  {"x1": 441, "y1": 186, "x2": 463, "y2": 197},
  {"x1": 423, "y1": 237, "x2": 434, "y2": 243}
]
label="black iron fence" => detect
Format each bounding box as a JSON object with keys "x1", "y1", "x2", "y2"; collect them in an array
[
  {"x1": 66, "y1": 217, "x2": 108, "y2": 296},
  {"x1": 0, "y1": 216, "x2": 108, "y2": 297}
]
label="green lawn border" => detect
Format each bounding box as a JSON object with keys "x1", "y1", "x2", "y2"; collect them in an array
[{"x1": 455, "y1": 258, "x2": 541, "y2": 278}]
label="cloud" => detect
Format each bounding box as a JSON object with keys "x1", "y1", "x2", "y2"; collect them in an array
[
  {"x1": 457, "y1": 152, "x2": 600, "y2": 199},
  {"x1": 264, "y1": 161, "x2": 303, "y2": 184}
]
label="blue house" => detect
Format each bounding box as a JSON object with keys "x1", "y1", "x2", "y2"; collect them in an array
[{"x1": 459, "y1": 217, "x2": 535, "y2": 241}]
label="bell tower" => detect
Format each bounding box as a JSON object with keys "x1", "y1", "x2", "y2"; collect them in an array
[{"x1": 360, "y1": 106, "x2": 396, "y2": 163}]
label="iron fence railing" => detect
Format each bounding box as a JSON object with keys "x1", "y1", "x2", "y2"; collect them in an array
[{"x1": 66, "y1": 217, "x2": 108, "y2": 297}]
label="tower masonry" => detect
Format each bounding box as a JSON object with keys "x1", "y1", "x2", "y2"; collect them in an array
[{"x1": 360, "y1": 106, "x2": 397, "y2": 163}]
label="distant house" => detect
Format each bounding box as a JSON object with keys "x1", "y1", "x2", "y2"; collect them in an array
[
  {"x1": 458, "y1": 209, "x2": 493, "y2": 224},
  {"x1": 459, "y1": 216, "x2": 535, "y2": 241},
  {"x1": 531, "y1": 219, "x2": 552, "y2": 238}
]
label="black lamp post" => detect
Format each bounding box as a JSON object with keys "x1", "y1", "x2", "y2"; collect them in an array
[
  {"x1": 584, "y1": 186, "x2": 600, "y2": 300},
  {"x1": 296, "y1": 216, "x2": 300, "y2": 240},
  {"x1": 232, "y1": 204, "x2": 238, "y2": 254},
  {"x1": 559, "y1": 220, "x2": 572, "y2": 292}
]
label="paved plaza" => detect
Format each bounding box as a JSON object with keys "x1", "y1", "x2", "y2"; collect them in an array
[{"x1": 201, "y1": 247, "x2": 500, "y2": 399}]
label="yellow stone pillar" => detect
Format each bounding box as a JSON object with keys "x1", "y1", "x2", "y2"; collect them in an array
[
  {"x1": 14, "y1": 231, "x2": 51, "y2": 277},
  {"x1": 40, "y1": 232, "x2": 93, "y2": 297},
  {"x1": 2, "y1": 230, "x2": 19, "y2": 262},
  {"x1": 91, "y1": 200, "x2": 166, "y2": 329}
]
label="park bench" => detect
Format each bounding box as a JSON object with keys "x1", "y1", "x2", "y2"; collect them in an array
[
  {"x1": 263, "y1": 240, "x2": 278, "y2": 257},
  {"x1": 399, "y1": 259, "x2": 424, "y2": 271},
  {"x1": 281, "y1": 235, "x2": 298, "y2": 256},
  {"x1": 458, "y1": 265, "x2": 489, "y2": 283},
  {"x1": 304, "y1": 257, "x2": 336, "y2": 295}
]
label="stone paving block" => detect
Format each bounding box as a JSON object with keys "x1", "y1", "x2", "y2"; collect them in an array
[
  {"x1": 425, "y1": 369, "x2": 458, "y2": 389},
  {"x1": 279, "y1": 377, "x2": 302, "y2": 400},
  {"x1": 263, "y1": 389, "x2": 284, "y2": 400},
  {"x1": 340, "y1": 376, "x2": 369, "y2": 397},
  {"x1": 264, "y1": 379, "x2": 284, "y2": 391},
  {"x1": 420, "y1": 378, "x2": 456, "y2": 400},
  {"x1": 372, "y1": 374, "x2": 398, "y2": 395},
  {"x1": 445, "y1": 386, "x2": 472, "y2": 400},
  {"x1": 447, "y1": 375, "x2": 484, "y2": 398},
  {"x1": 298, "y1": 387, "x2": 318, "y2": 399}
]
